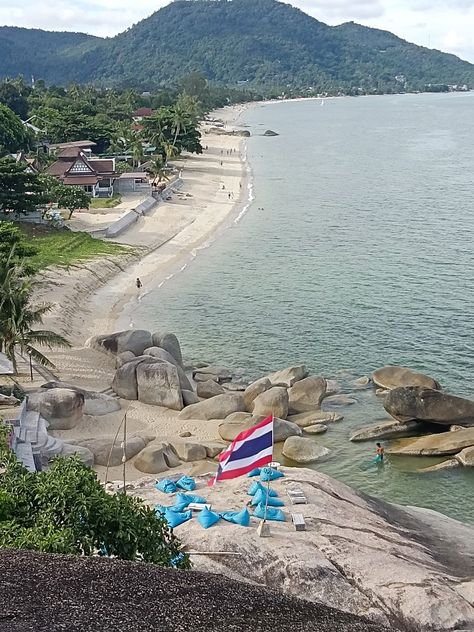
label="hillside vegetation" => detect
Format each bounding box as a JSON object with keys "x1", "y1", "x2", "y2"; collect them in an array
[{"x1": 0, "y1": 0, "x2": 473, "y2": 93}]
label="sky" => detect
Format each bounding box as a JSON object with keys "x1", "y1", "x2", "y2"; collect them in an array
[{"x1": 0, "y1": 0, "x2": 473, "y2": 63}]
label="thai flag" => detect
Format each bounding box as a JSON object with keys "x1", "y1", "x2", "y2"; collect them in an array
[{"x1": 210, "y1": 415, "x2": 274, "y2": 485}]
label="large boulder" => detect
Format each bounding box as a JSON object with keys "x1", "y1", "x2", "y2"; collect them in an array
[
  {"x1": 384, "y1": 387, "x2": 474, "y2": 426},
  {"x1": 266, "y1": 365, "x2": 308, "y2": 387},
  {"x1": 143, "y1": 347, "x2": 179, "y2": 367},
  {"x1": 323, "y1": 395, "x2": 357, "y2": 407},
  {"x1": 134, "y1": 442, "x2": 181, "y2": 474},
  {"x1": 373, "y1": 366, "x2": 440, "y2": 391},
  {"x1": 243, "y1": 377, "x2": 272, "y2": 411},
  {"x1": 28, "y1": 388, "x2": 84, "y2": 430},
  {"x1": 282, "y1": 436, "x2": 331, "y2": 463},
  {"x1": 288, "y1": 411, "x2": 343, "y2": 428},
  {"x1": 350, "y1": 420, "x2": 424, "y2": 443},
  {"x1": 192, "y1": 365, "x2": 232, "y2": 384},
  {"x1": 218, "y1": 417, "x2": 301, "y2": 443},
  {"x1": 197, "y1": 380, "x2": 226, "y2": 399},
  {"x1": 456, "y1": 446, "x2": 474, "y2": 467},
  {"x1": 116, "y1": 351, "x2": 135, "y2": 369},
  {"x1": 168, "y1": 440, "x2": 207, "y2": 462},
  {"x1": 40, "y1": 381, "x2": 120, "y2": 416},
  {"x1": 152, "y1": 332, "x2": 184, "y2": 367},
  {"x1": 61, "y1": 443, "x2": 95, "y2": 466},
  {"x1": 288, "y1": 376, "x2": 327, "y2": 414},
  {"x1": 111, "y1": 356, "x2": 157, "y2": 400},
  {"x1": 304, "y1": 424, "x2": 328, "y2": 435},
  {"x1": 251, "y1": 386, "x2": 288, "y2": 419},
  {"x1": 388, "y1": 427, "x2": 474, "y2": 456},
  {"x1": 178, "y1": 393, "x2": 246, "y2": 420},
  {"x1": 136, "y1": 361, "x2": 183, "y2": 410},
  {"x1": 182, "y1": 390, "x2": 200, "y2": 406},
  {"x1": 0, "y1": 393, "x2": 20, "y2": 407},
  {"x1": 70, "y1": 433, "x2": 154, "y2": 467},
  {"x1": 87, "y1": 330, "x2": 152, "y2": 356}
]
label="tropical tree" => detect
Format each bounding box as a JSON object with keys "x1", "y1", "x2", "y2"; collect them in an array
[
  {"x1": 0, "y1": 251, "x2": 71, "y2": 373},
  {"x1": 145, "y1": 156, "x2": 170, "y2": 186},
  {"x1": 0, "y1": 221, "x2": 38, "y2": 263},
  {"x1": 0, "y1": 104, "x2": 30, "y2": 156},
  {"x1": 0, "y1": 159, "x2": 47, "y2": 216}
]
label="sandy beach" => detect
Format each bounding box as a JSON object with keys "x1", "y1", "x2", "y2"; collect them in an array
[{"x1": 17, "y1": 103, "x2": 255, "y2": 482}]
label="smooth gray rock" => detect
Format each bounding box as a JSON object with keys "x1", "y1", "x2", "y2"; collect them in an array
[
  {"x1": 288, "y1": 411, "x2": 344, "y2": 428},
  {"x1": 323, "y1": 394, "x2": 357, "y2": 407},
  {"x1": 222, "y1": 382, "x2": 247, "y2": 392},
  {"x1": 266, "y1": 365, "x2": 308, "y2": 387},
  {"x1": 199, "y1": 440, "x2": 226, "y2": 458},
  {"x1": 143, "y1": 346, "x2": 180, "y2": 367},
  {"x1": 169, "y1": 441, "x2": 207, "y2": 462},
  {"x1": 384, "y1": 387, "x2": 474, "y2": 426},
  {"x1": 354, "y1": 376, "x2": 371, "y2": 387},
  {"x1": 87, "y1": 329, "x2": 152, "y2": 356},
  {"x1": 40, "y1": 381, "x2": 120, "y2": 416},
  {"x1": 282, "y1": 436, "x2": 331, "y2": 463},
  {"x1": 152, "y1": 332, "x2": 184, "y2": 367},
  {"x1": 388, "y1": 427, "x2": 474, "y2": 456},
  {"x1": 373, "y1": 366, "x2": 440, "y2": 391},
  {"x1": 111, "y1": 356, "x2": 157, "y2": 400},
  {"x1": 182, "y1": 390, "x2": 200, "y2": 406},
  {"x1": 192, "y1": 365, "x2": 232, "y2": 384},
  {"x1": 419, "y1": 459, "x2": 461, "y2": 473},
  {"x1": 225, "y1": 411, "x2": 253, "y2": 422},
  {"x1": 28, "y1": 388, "x2": 84, "y2": 430},
  {"x1": 116, "y1": 351, "x2": 136, "y2": 369},
  {"x1": 244, "y1": 377, "x2": 272, "y2": 411},
  {"x1": 456, "y1": 446, "x2": 474, "y2": 467},
  {"x1": 252, "y1": 386, "x2": 288, "y2": 419},
  {"x1": 0, "y1": 394, "x2": 20, "y2": 406},
  {"x1": 350, "y1": 420, "x2": 423, "y2": 443},
  {"x1": 136, "y1": 361, "x2": 183, "y2": 410},
  {"x1": 70, "y1": 433, "x2": 154, "y2": 467},
  {"x1": 288, "y1": 376, "x2": 327, "y2": 414},
  {"x1": 304, "y1": 424, "x2": 328, "y2": 435},
  {"x1": 197, "y1": 380, "x2": 226, "y2": 399},
  {"x1": 263, "y1": 129, "x2": 279, "y2": 136},
  {"x1": 179, "y1": 393, "x2": 246, "y2": 420},
  {"x1": 219, "y1": 417, "x2": 301, "y2": 443},
  {"x1": 134, "y1": 442, "x2": 181, "y2": 474},
  {"x1": 61, "y1": 443, "x2": 95, "y2": 466}
]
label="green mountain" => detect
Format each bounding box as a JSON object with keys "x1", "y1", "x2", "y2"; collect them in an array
[{"x1": 1, "y1": 0, "x2": 473, "y2": 92}]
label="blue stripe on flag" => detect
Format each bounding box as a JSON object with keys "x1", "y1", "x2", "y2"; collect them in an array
[{"x1": 226, "y1": 430, "x2": 272, "y2": 463}]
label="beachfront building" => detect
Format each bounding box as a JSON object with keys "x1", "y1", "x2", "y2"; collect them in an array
[
  {"x1": 114, "y1": 172, "x2": 151, "y2": 195},
  {"x1": 47, "y1": 144, "x2": 117, "y2": 198}
]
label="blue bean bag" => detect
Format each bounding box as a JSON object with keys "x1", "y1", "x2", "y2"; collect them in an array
[
  {"x1": 260, "y1": 467, "x2": 284, "y2": 482},
  {"x1": 197, "y1": 506, "x2": 221, "y2": 529},
  {"x1": 175, "y1": 492, "x2": 207, "y2": 507},
  {"x1": 155, "y1": 502, "x2": 189, "y2": 516},
  {"x1": 253, "y1": 503, "x2": 286, "y2": 522},
  {"x1": 220, "y1": 507, "x2": 250, "y2": 527},
  {"x1": 155, "y1": 479, "x2": 177, "y2": 494},
  {"x1": 176, "y1": 475, "x2": 196, "y2": 491},
  {"x1": 247, "y1": 481, "x2": 278, "y2": 497},
  {"x1": 251, "y1": 488, "x2": 284, "y2": 507},
  {"x1": 247, "y1": 468, "x2": 261, "y2": 478},
  {"x1": 164, "y1": 508, "x2": 192, "y2": 528}
]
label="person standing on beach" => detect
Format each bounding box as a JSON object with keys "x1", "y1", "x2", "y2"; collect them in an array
[{"x1": 136, "y1": 278, "x2": 142, "y2": 290}]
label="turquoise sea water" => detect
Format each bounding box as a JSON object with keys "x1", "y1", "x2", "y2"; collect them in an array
[{"x1": 127, "y1": 93, "x2": 474, "y2": 524}]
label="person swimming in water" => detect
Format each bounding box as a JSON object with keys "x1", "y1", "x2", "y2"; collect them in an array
[{"x1": 376, "y1": 442, "x2": 385, "y2": 461}]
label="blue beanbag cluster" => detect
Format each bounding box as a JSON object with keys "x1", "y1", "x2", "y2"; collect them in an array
[
  {"x1": 176, "y1": 475, "x2": 196, "y2": 491},
  {"x1": 248, "y1": 481, "x2": 278, "y2": 497},
  {"x1": 253, "y1": 503, "x2": 286, "y2": 522},
  {"x1": 164, "y1": 508, "x2": 193, "y2": 528},
  {"x1": 175, "y1": 492, "x2": 207, "y2": 507},
  {"x1": 155, "y1": 479, "x2": 177, "y2": 494},
  {"x1": 260, "y1": 467, "x2": 284, "y2": 482},
  {"x1": 197, "y1": 506, "x2": 221, "y2": 529},
  {"x1": 220, "y1": 508, "x2": 250, "y2": 527},
  {"x1": 251, "y1": 488, "x2": 284, "y2": 507}
]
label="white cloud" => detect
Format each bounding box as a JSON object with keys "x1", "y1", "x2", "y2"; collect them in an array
[{"x1": 0, "y1": 0, "x2": 473, "y2": 61}]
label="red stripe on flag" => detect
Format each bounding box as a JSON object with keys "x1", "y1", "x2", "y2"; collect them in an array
[
  {"x1": 218, "y1": 415, "x2": 273, "y2": 463},
  {"x1": 216, "y1": 454, "x2": 273, "y2": 481}
]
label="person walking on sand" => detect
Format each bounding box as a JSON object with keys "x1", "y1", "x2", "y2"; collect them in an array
[
  {"x1": 136, "y1": 278, "x2": 142, "y2": 290},
  {"x1": 375, "y1": 442, "x2": 385, "y2": 462}
]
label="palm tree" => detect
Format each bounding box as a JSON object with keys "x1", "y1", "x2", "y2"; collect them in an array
[
  {"x1": 0, "y1": 250, "x2": 71, "y2": 373},
  {"x1": 145, "y1": 156, "x2": 170, "y2": 186}
]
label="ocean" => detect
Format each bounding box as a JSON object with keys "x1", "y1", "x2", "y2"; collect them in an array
[{"x1": 127, "y1": 93, "x2": 474, "y2": 524}]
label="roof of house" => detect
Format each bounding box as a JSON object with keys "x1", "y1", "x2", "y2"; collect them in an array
[
  {"x1": 119, "y1": 172, "x2": 149, "y2": 179},
  {"x1": 47, "y1": 154, "x2": 116, "y2": 180},
  {"x1": 57, "y1": 146, "x2": 83, "y2": 159},
  {"x1": 132, "y1": 107, "x2": 154, "y2": 117},
  {"x1": 0, "y1": 550, "x2": 388, "y2": 632},
  {"x1": 62, "y1": 175, "x2": 99, "y2": 186},
  {"x1": 88, "y1": 159, "x2": 115, "y2": 175},
  {"x1": 48, "y1": 140, "x2": 97, "y2": 150}
]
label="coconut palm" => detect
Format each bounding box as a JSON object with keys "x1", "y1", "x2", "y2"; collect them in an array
[
  {"x1": 0, "y1": 250, "x2": 71, "y2": 373},
  {"x1": 145, "y1": 156, "x2": 170, "y2": 186}
]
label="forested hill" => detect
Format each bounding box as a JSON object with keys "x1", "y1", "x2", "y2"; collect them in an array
[{"x1": 1, "y1": 0, "x2": 474, "y2": 92}]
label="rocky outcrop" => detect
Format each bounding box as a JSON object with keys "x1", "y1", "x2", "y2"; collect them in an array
[
  {"x1": 136, "y1": 361, "x2": 183, "y2": 410},
  {"x1": 134, "y1": 442, "x2": 181, "y2": 474},
  {"x1": 192, "y1": 365, "x2": 232, "y2": 384},
  {"x1": 40, "y1": 381, "x2": 120, "y2": 416},
  {"x1": 87, "y1": 329, "x2": 153, "y2": 356},
  {"x1": 288, "y1": 376, "x2": 326, "y2": 414},
  {"x1": 243, "y1": 377, "x2": 271, "y2": 411},
  {"x1": 388, "y1": 427, "x2": 474, "y2": 456},
  {"x1": 373, "y1": 366, "x2": 440, "y2": 391},
  {"x1": 168, "y1": 440, "x2": 207, "y2": 462},
  {"x1": 60, "y1": 443, "x2": 95, "y2": 466},
  {"x1": 323, "y1": 394, "x2": 357, "y2": 406},
  {"x1": 179, "y1": 393, "x2": 246, "y2": 420},
  {"x1": 0, "y1": 393, "x2": 19, "y2": 407},
  {"x1": 143, "y1": 346, "x2": 180, "y2": 367},
  {"x1": 282, "y1": 436, "x2": 330, "y2": 463},
  {"x1": 116, "y1": 351, "x2": 135, "y2": 369},
  {"x1": 69, "y1": 433, "x2": 154, "y2": 467},
  {"x1": 384, "y1": 387, "x2": 474, "y2": 426},
  {"x1": 197, "y1": 380, "x2": 226, "y2": 399},
  {"x1": 456, "y1": 446, "x2": 474, "y2": 467},
  {"x1": 350, "y1": 420, "x2": 423, "y2": 442},
  {"x1": 152, "y1": 332, "x2": 184, "y2": 368},
  {"x1": 266, "y1": 365, "x2": 308, "y2": 387},
  {"x1": 111, "y1": 356, "x2": 156, "y2": 400},
  {"x1": 182, "y1": 390, "x2": 200, "y2": 406},
  {"x1": 288, "y1": 411, "x2": 343, "y2": 427},
  {"x1": 251, "y1": 386, "x2": 288, "y2": 419},
  {"x1": 28, "y1": 388, "x2": 84, "y2": 430},
  {"x1": 218, "y1": 417, "x2": 301, "y2": 443},
  {"x1": 304, "y1": 424, "x2": 328, "y2": 435}
]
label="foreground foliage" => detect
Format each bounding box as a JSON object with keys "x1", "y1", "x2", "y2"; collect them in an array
[{"x1": 0, "y1": 431, "x2": 190, "y2": 568}]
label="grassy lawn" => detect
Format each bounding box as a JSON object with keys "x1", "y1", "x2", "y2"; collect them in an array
[
  {"x1": 90, "y1": 195, "x2": 122, "y2": 209},
  {"x1": 18, "y1": 224, "x2": 128, "y2": 271}
]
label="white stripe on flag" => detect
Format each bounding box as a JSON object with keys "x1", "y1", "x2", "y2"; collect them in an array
[{"x1": 219, "y1": 421, "x2": 273, "y2": 462}]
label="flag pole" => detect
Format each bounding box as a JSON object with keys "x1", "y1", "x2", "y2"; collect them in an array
[{"x1": 257, "y1": 413, "x2": 273, "y2": 538}]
